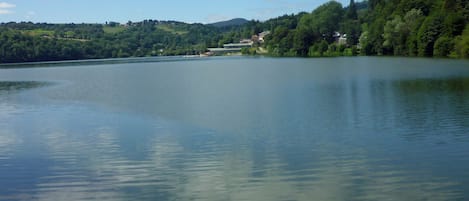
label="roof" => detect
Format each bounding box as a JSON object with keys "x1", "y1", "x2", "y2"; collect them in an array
[{"x1": 223, "y1": 42, "x2": 253, "y2": 48}]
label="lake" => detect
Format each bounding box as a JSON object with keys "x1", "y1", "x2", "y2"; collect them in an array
[{"x1": 1, "y1": 56, "x2": 469, "y2": 201}]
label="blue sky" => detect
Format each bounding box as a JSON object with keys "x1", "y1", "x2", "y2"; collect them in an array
[{"x1": 0, "y1": 0, "x2": 350, "y2": 24}]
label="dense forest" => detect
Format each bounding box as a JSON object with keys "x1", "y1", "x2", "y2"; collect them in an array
[
  {"x1": 254, "y1": 0, "x2": 469, "y2": 58},
  {"x1": 0, "y1": 0, "x2": 468, "y2": 63},
  {"x1": 0, "y1": 20, "x2": 223, "y2": 63}
]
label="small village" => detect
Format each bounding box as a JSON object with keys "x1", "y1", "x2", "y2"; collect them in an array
[
  {"x1": 206, "y1": 30, "x2": 349, "y2": 56},
  {"x1": 206, "y1": 31, "x2": 271, "y2": 56}
]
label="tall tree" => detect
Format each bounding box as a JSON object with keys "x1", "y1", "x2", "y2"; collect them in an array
[
  {"x1": 369, "y1": 0, "x2": 383, "y2": 10},
  {"x1": 346, "y1": 0, "x2": 358, "y2": 20},
  {"x1": 343, "y1": 0, "x2": 360, "y2": 45}
]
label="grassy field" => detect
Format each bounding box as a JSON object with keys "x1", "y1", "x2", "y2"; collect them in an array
[
  {"x1": 156, "y1": 24, "x2": 188, "y2": 35},
  {"x1": 23, "y1": 29, "x2": 55, "y2": 37},
  {"x1": 104, "y1": 24, "x2": 188, "y2": 35},
  {"x1": 103, "y1": 26, "x2": 126, "y2": 34},
  {"x1": 20, "y1": 29, "x2": 90, "y2": 42}
]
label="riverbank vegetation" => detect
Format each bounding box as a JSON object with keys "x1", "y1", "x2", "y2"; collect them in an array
[
  {"x1": 0, "y1": 0, "x2": 468, "y2": 63},
  {"x1": 250, "y1": 0, "x2": 468, "y2": 58}
]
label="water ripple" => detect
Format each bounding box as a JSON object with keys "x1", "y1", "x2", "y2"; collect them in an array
[{"x1": 1, "y1": 58, "x2": 469, "y2": 200}]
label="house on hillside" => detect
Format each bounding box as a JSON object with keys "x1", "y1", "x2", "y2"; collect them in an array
[
  {"x1": 334, "y1": 31, "x2": 347, "y2": 45},
  {"x1": 258, "y1": 31, "x2": 271, "y2": 43},
  {"x1": 207, "y1": 40, "x2": 253, "y2": 55},
  {"x1": 206, "y1": 31, "x2": 270, "y2": 55},
  {"x1": 239, "y1": 39, "x2": 253, "y2": 44},
  {"x1": 223, "y1": 42, "x2": 253, "y2": 49}
]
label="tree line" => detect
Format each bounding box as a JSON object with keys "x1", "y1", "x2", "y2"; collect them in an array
[
  {"x1": 0, "y1": 0, "x2": 468, "y2": 63},
  {"x1": 257, "y1": 0, "x2": 468, "y2": 58},
  {"x1": 0, "y1": 20, "x2": 222, "y2": 63}
]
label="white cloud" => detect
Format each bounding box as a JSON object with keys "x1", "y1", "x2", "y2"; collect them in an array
[
  {"x1": 0, "y1": 2, "x2": 15, "y2": 15},
  {"x1": 0, "y1": 9, "x2": 13, "y2": 14},
  {"x1": 0, "y1": 2, "x2": 15, "y2": 9}
]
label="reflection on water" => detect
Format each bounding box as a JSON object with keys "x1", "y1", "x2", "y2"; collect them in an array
[
  {"x1": 0, "y1": 56, "x2": 209, "y2": 69},
  {"x1": 392, "y1": 78, "x2": 469, "y2": 139},
  {"x1": 0, "y1": 81, "x2": 48, "y2": 95},
  {"x1": 0, "y1": 104, "x2": 464, "y2": 201},
  {"x1": 0, "y1": 57, "x2": 469, "y2": 201}
]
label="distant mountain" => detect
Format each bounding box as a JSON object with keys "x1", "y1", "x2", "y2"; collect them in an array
[{"x1": 208, "y1": 18, "x2": 249, "y2": 28}]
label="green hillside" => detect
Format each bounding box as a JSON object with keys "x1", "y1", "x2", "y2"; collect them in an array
[
  {"x1": 254, "y1": 0, "x2": 468, "y2": 58},
  {"x1": 0, "y1": 0, "x2": 467, "y2": 63}
]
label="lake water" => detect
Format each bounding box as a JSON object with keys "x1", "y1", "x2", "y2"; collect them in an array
[{"x1": 1, "y1": 57, "x2": 469, "y2": 201}]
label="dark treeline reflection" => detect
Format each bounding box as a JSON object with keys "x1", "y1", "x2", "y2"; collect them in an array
[
  {"x1": 0, "y1": 81, "x2": 48, "y2": 93},
  {"x1": 391, "y1": 77, "x2": 469, "y2": 135}
]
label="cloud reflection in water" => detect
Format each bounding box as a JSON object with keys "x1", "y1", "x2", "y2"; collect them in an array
[{"x1": 0, "y1": 102, "x2": 463, "y2": 201}]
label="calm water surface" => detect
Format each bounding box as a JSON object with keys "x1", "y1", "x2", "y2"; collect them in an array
[{"x1": 1, "y1": 57, "x2": 469, "y2": 201}]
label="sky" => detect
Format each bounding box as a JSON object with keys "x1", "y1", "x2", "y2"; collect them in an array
[{"x1": 0, "y1": 0, "x2": 350, "y2": 24}]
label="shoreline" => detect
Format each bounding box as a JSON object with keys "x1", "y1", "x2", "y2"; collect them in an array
[{"x1": 1, "y1": 54, "x2": 468, "y2": 68}]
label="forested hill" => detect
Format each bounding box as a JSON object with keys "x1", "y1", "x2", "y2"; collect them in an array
[
  {"x1": 1, "y1": 0, "x2": 468, "y2": 63},
  {"x1": 259, "y1": 0, "x2": 468, "y2": 58},
  {"x1": 0, "y1": 20, "x2": 225, "y2": 63},
  {"x1": 0, "y1": 19, "x2": 269, "y2": 63},
  {"x1": 208, "y1": 18, "x2": 249, "y2": 28}
]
